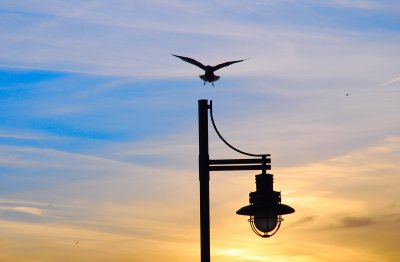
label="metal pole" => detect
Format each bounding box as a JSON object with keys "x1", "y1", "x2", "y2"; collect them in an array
[{"x1": 198, "y1": 99, "x2": 210, "y2": 262}]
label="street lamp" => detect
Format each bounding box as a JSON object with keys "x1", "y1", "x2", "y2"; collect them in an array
[
  {"x1": 198, "y1": 99, "x2": 294, "y2": 262},
  {"x1": 236, "y1": 172, "x2": 295, "y2": 238}
]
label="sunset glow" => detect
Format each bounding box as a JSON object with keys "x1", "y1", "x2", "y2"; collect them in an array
[{"x1": 1, "y1": 1, "x2": 399, "y2": 261}]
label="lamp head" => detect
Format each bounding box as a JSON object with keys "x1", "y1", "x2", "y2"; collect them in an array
[{"x1": 236, "y1": 173, "x2": 294, "y2": 238}]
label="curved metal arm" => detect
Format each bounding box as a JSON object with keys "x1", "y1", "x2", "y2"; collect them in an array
[{"x1": 209, "y1": 100, "x2": 270, "y2": 158}]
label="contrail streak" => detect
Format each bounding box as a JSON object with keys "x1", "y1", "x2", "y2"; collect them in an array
[{"x1": 381, "y1": 77, "x2": 400, "y2": 86}]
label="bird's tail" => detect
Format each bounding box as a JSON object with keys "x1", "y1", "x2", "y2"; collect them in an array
[{"x1": 199, "y1": 75, "x2": 220, "y2": 82}]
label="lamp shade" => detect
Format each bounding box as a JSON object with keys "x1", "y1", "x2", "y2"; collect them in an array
[{"x1": 236, "y1": 203, "x2": 295, "y2": 216}]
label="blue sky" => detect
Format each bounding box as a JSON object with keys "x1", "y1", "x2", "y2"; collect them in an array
[{"x1": 1, "y1": 1, "x2": 400, "y2": 261}]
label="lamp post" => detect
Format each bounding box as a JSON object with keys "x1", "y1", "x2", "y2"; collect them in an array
[{"x1": 198, "y1": 99, "x2": 294, "y2": 262}]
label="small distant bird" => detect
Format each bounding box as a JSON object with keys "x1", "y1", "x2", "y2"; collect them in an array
[
  {"x1": 48, "y1": 203, "x2": 53, "y2": 207},
  {"x1": 345, "y1": 93, "x2": 350, "y2": 96},
  {"x1": 172, "y1": 54, "x2": 248, "y2": 86},
  {"x1": 75, "y1": 241, "x2": 79, "y2": 245}
]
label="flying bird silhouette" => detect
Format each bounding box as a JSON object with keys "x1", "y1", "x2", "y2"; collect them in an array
[{"x1": 172, "y1": 54, "x2": 248, "y2": 86}]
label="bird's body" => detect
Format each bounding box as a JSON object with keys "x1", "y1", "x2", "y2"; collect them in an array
[
  {"x1": 172, "y1": 54, "x2": 247, "y2": 86},
  {"x1": 200, "y1": 65, "x2": 220, "y2": 84}
]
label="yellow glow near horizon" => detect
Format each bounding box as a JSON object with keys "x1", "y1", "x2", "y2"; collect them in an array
[{"x1": 0, "y1": 137, "x2": 399, "y2": 261}]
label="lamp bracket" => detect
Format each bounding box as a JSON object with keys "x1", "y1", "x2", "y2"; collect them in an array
[{"x1": 209, "y1": 100, "x2": 270, "y2": 158}]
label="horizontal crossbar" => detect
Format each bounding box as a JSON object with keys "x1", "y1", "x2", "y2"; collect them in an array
[
  {"x1": 209, "y1": 164, "x2": 271, "y2": 171},
  {"x1": 209, "y1": 158, "x2": 271, "y2": 165}
]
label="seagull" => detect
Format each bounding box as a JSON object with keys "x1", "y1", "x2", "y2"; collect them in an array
[
  {"x1": 172, "y1": 54, "x2": 248, "y2": 86},
  {"x1": 345, "y1": 93, "x2": 350, "y2": 96}
]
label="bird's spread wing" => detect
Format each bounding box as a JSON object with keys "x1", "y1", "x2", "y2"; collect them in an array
[
  {"x1": 213, "y1": 58, "x2": 249, "y2": 72},
  {"x1": 172, "y1": 54, "x2": 206, "y2": 70}
]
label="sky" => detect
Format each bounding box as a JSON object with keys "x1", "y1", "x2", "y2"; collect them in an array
[{"x1": 1, "y1": 0, "x2": 400, "y2": 261}]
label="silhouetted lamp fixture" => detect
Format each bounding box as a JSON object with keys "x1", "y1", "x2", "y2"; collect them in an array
[
  {"x1": 198, "y1": 99, "x2": 295, "y2": 262},
  {"x1": 236, "y1": 172, "x2": 295, "y2": 238}
]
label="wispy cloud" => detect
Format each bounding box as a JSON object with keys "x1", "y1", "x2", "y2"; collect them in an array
[
  {"x1": 0, "y1": 131, "x2": 47, "y2": 140},
  {"x1": 1, "y1": 0, "x2": 399, "y2": 79},
  {"x1": 317, "y1": 0, "x2": 400, "y2": 10},
  {"x1": 381, "y1": 76, "x2": 400, "y2": 86},
  {"x1": 286, "y1": 215, "x2": 316, "y2": 229},
  {"x1": 337, "y1": 216, "x2": 376, "y2": 228},
  {"x1": 0, "y1": 205, "x2": 44, "y2": 216}
]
